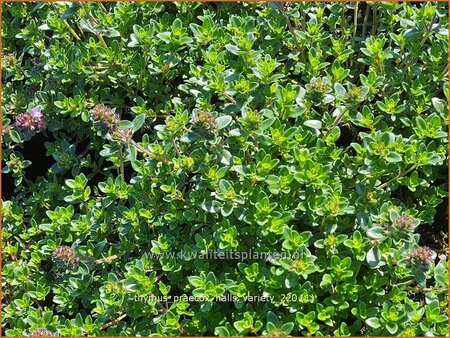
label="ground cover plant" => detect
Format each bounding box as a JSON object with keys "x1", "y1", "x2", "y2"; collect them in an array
[{"x1": 1, "y1": 1, "x2": 449, "y2": 336}]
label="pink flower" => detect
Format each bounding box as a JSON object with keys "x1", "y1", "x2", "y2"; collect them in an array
[
  {"x1": 90, "y1": 104, "x2": 120, "y2": 132},
  {"x1": 30, "y1": 107, "x2": 43, "y2": 118},
  {"x1": 394, "y1": 214, "x2": 415, "y2": 231},
  {"x1": 28, "y1": 329, "x2": 57, "y2": 337},
  {"x1": 410, "y1": 246, "x2": 434, "y2": 269},
  {"x1": 15, "y1": 107, "x2": 45, "y2": 136},
  {"x1": 52, "y1": 246, "x2": 80, "y2": 269}
]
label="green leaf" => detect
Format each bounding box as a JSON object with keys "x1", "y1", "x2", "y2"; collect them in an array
[
  {"x1": 187, "y1": 276, "x2": 203, "y2": 288},
  {"x1": 38, "y1": 24, "x2": 51, "y2": 31},
  {"x1": 334, "y1": 83, "x2": 347, "y2": 98},
  {"x1": 214, "y1": 326, "x2": 230, "y2": 336},
  {"x1": 304, "y1": 120, "x2": 322, "y2": 129},
  {"x1": 225, "y1": 44, "x2": 240, "y2": 55},
  {"x1": 180, "y1": 132, "x2": 199, "y2": 143},
  {"x1": 434, "y1": 262, "x2": 448, "y2": 287},
  {"x1": 103, "y1": 29, "x2": 121, "y2": 38},
  {"x1": 9, "y1": 130, "x2": 22, "y2": 143},
  {"x1": 432, "y1": 97, "x2": 446, "y2": 114},
  {"x1": 201, "y1": 200, "x2": 222, "y2": 213},
  {"x1": 385, "y1": 152, "x2": 402, "y2": 163},
  {"x1": 61, "y1": 4, "x2": 81, "y2": 19},
  {"x1": 119, "y1": 120, "x2": 134, "y2": 130},
  {"x1": 281, "y1": 322, "x2": 294, "y2": 335},
  {"x1": 259, "y1": 118, "x2": 276, "y2": 130},
  {"x1": 157, "y1": 32, "x2": 172, "y2": 43},
  {"x1": 366, "y1": 247, "x2": 384, "y2": 268},
  {"x1": 365, "y1": 317, "x2": 381, "y2": 329},
  {"x1": 267, "y1": 311, "x2": 279, "y2": 325},
  {"x1": 385, "y1": 322, "x2": 398, "y2": 334},
  {"x1": 216, "y1": 115, "x2": 233, "y2": 129},
  {"x1": 325, "y1": 126, "x2": 340, "y2": 143},
  {"x1": 132, "y1": 114, "x2": 146, "y2": 132},
  {"x1": 413, "y1": 269, "x2": 426, "y2": 286},
  {"x1": 79, "y1": 18, "x2": 95, "y2": 33},
  {"x1": 415, "y1": 116, "x2": 427, "y2": 133}
]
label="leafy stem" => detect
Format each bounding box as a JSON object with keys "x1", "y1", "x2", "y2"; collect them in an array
[
  {"x1": 378, "y1": 164, "x2": 418, "y2": 190},
  {"x1": 420, "y1": 13, "x2": 438, "y2": 47},
  {"x1": 361, "y1": 4, "x2": 370, "y2": 39},
  {"x1": 63, "y1": 20, "x2": 81, "y2": 41},
  {"x1": 114, "y1": 130, "x2": 172, "y2": 164},
  {"x1": 101, "y1": 313, "x2": 127, "y2": 331},
  {"x1": 285, "y1": 14, "x2": 302, "y2": 52},
  {"x1": 96, "y1": 31, "x2": 108, "y2": 48},
  {"x1": 323, "y1": 107, "x2": 347, "y2": 139},
  {"x1": 353, "y1": 2, "x2": 358, "y2": 38},
  {"x1": 118, "y1": 145, "x2": 125, "y2": 178}
]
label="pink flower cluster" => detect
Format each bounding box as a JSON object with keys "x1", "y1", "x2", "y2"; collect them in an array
[
  {"x1": 394, "y1": 214, "x2": 415, "y2": 231},
  {"x1": 90, "y1": 104, "x2": 120, "y2": 131},
  {"x1": 28, "y1": 329, "x2": 57, "y2": 337},
  {"x1": 409, "y1": 246, "x2": 434, "y2": 269},
  {"x1": 15, "y1": 107, "x2": 45, "y2": 135},
  {"x1": 52, "y1": 246, "x2": 80, "y2": 269}
]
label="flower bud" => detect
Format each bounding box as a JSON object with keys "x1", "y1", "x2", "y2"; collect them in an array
[
  {"x1": 409, "y1": 246, "x2": 434, "y2": 270},
  {"x1": 394, "y1": 214, "x2": 415, "y2": 232},
  {"x1": 192, "y1": 111, "x2": 217, "y2": 130},
  {"x1": 90, "y1": 104, "x2": 120, "y2": 132},
  {"x1": 28, "y1": 328, "x2": 57, "y2": 337},
  {"x1": 15, "y1": 107, "x2": 45, "y2": 136},
  {"x1": 52, "y1": 246, "x2": 80, "y2": 270}
]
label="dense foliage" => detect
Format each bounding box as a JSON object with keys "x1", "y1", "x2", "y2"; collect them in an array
[{"x1": 2, "y1": 2, "x2": 449, "y2": 336}]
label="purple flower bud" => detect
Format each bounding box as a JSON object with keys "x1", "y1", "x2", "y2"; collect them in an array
[
  {"x1": 28, "y1": 328, "x2": 58, "y2": 337},
  {"x1": 394, "y1": 214, "x2": 415, "y2": 232},
  {"x1": 90, "y1": 104, "x2": 120, "y2": 132},
  {"x1": 16, "y1": 113, "x2": 34, "y2": 130},
  {"x1": 30, "y1": 107, "x2": 43, "y2": 118},
  {"x1": 409, "y1": 246, "x2": 434, "y2": 269},
  {"x1": 52, "y1": 246, "x2": 80, "y2": 270}
]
